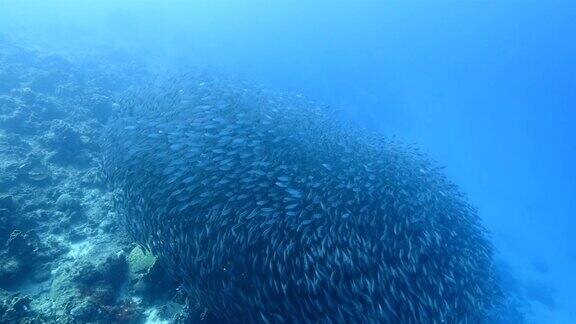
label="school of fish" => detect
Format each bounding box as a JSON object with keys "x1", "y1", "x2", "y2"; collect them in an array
[{"x1": 101, "y1": 76, "x2": 501, "y2": 323}]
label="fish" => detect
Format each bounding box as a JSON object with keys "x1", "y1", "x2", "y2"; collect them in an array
[{"x1": 102, "y1": 76, "x2": 500, "y2": 323}]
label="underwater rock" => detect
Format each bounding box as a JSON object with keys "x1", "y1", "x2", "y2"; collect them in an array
[
  {"x1": 25, "y1": 168, "x2": 51, "y2": 186},
  {"x1": 11, "y1": 154, "x2": 51, "y2": 187},
  {"x1": 55, "y1": 193, "x2": 81, "y2": 214},
  {"x1": 101, "y1": 300, "x2": 145, "y2": 323},
  {"x1": 69, "y1": 299, "x2": 100, "y2": 322},
  {"x1": 90, "y1": 285, "x2": 117, "y2": 306},
  {"x1": 72, "y1": 254, "x2": 127, "y2": 291},
  {"x1": 71, "y1": 261, "x2": 101, "y2": 286},
  {"x1": 0, "y1": 195, "x2": 33, "y2": 244},
  {"x1": 0, "y1": 290, "x2": 38, "y2": 323},
  {"x1": 30, "y1": 264, "x2": 52, "y2": 284},
  {"x1": 53, "y1": 254, "x2": 144, "y2": 323},
  {"x1": 103, "y1": 79, "x2": 501, "y2": 322},
  {"x1": 0, "y1": 106, "x2": 38, "y2": 135},
  {"x1": 99, "y1": 254, "x2": 128, "y2": 289},
  {"x1": 32, "y1": 97, "x2": 64, "y2": 120},
  {"x1": 157, "y1": 301, "x2": 185, "y2": 321},
  {"x1": 1, "y1": 230, "x2": 64, "y2": 288},
  {"x1": 6, "y1": 230, "x2": 37, "y2": 258},
  {"x1": 98, "y1": 217, "x2": 115, "y2": 233},
  {"x1": 127, "y1": 246, "x2": 156, "y2": 281},
  {"x1": 47, "y1": 211, "x2": 70, "y2": 234},
  {"x1": 45, "y1": 119, "x2": 81, "y2": 146},
  {"x1": 87, "y1": 93, "x2": 114, "y2": 123},
  {"x1": 68, "y1": 227, "x2": 88, "y2": 242},
  {"x1": 0, "y1": 257, "x2": 21, "y2": 287},
  {"x1": 42, "y1": 120, "x2": 92, "y2": 165},
  {"x1": 62, "y1": 254, "x2": 134, "y2": 322},
  {"x1": 127, "y1": 245, "x2": 178, "y2": 301}
]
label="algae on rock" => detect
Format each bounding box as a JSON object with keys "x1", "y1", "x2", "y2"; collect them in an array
[{"x1": 127, "y1": 246, "x2": 156, "y2": 280}]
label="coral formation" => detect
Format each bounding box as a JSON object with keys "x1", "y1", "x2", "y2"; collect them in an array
[
  {"x1": 0, "y1": 290, "x2": 43, "y2": 323},
  {"x1": 0, "y1": 38, "x2": 182, "y2": 323}
]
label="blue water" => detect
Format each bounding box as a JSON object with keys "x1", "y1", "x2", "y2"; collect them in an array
[{"x1": 2, "y1": 1, "x2": 575, "y2": 322}]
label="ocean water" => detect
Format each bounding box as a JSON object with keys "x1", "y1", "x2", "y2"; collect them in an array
[{"x1": 0, "y1": 1, "x2": 574, "y2": 323}]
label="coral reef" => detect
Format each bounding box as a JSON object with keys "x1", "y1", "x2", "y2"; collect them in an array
[
  {"x1": 0, "y1": 290, "x2": 44, "y2": 323},
  {"x1": 0, "y1": 38, "x2": 183, "y2": 323}
]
